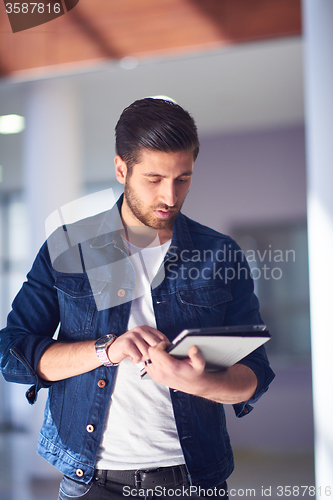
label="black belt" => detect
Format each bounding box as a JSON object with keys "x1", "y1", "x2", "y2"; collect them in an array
[{"x1": 95, "y1": 464, "x2": 188, "y2": 489}]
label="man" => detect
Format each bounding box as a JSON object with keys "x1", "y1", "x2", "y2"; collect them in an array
[{"x1": 0, "y1": 98, "x2": 274, "y2": 499}]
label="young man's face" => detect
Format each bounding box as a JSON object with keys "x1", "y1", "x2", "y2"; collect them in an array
[{"x1": 115, "y1": 149, "x2": 194, "y2": 242}]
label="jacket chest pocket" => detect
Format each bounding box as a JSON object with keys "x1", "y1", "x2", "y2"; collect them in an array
[
  {"x1": 54, "y1": 275, "x2": 103, "y2": 337},
  {"x1": 177, "y1": 286, "x2": 232, "y2": 326}
]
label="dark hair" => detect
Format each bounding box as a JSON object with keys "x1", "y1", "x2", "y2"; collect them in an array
[{"x1": 115, "y1": 98, "x2": 200, "y2": 169}]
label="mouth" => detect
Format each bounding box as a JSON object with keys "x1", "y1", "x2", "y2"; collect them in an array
[{"x1": 154, "y1": 209, "x2": 175, "y2": 219}]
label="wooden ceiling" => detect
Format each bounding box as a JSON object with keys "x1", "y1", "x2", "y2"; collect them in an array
[{"x1": 0, "y1": 0, "x2": 302, "y2": 78}]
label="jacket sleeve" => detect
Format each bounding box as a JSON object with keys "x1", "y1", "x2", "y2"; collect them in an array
[
  {"x1": 225, "y1": 241, "x2": 275, "y2": 418},
  {"x1": 0, "y1": 241, "x2": 59, "y2": 403}
]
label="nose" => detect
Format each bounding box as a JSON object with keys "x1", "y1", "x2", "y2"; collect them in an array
[{"x1": 159, "y1": 181, "x2": 177, "y2": 207}]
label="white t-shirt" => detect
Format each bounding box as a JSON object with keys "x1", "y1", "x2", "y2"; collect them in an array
[{"x1": 96, "y1": 238, "x2": 185, "y2": 470}]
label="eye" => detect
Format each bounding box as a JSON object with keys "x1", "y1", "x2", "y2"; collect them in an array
[
  {"x1": 148, "y1": 179, "x2": 161, "y2": 184},
  {"x1": 177, "y1": 177, "x2": 190, "y2": 183}
]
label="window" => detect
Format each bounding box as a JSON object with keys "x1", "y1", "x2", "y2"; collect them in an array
[{"x1": 0, "y1": 192, "x2": 30, "y2": 427}]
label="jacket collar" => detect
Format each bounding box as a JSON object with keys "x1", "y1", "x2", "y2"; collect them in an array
[{"x1": 89, "y1": 195, "x2": 125, "y2": 249}]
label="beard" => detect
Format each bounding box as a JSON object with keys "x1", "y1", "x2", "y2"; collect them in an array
[{"x1": 123, "y1": 179, "x2": 183, "y2": 231}]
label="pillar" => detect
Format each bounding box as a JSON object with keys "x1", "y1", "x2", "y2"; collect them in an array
[
  {"x1": 23, "y1": 79, "x2": 82, "y2": 255},
  {"x1": 302, "y1": 0, "x2": 333, "y2": 489}
]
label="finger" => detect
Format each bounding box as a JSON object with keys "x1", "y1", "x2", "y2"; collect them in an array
[
  {"x1": 188, "y1": 345, "x2": 206, "y2": 371},
  {"x1": 110, "y1": 335, "x2": 151, "y2": 363},
  {"x1": 113, "y1": 341, "x2": 144, "y2": 364},
  {"x1": 148, "y1": 342, "x2": 171, "y2": 361},
  {"x1": 148, "y1": 343, "x2": 174, "y2": 370},
  {"x1": 130, "y1": 336, "x2": 169, "y2": 361},
  {"x1": 127, "y1": 344, "x2": 146, "y2": 364},
  {"x1": 127, "y1": 336, "x2": 159, "y2": 361},
  {"x1": 138, "y1": 325, "x2": 169, "y2": 342},
  {"x1": 129, "y1": 327, "x2": 166, "y2": 345},
  {"x1": 145, "y1": 341, "x2": 170, "y2": 366},
  {"x1": 154, "y1": 340, "x2": 170, "y2": 351}
]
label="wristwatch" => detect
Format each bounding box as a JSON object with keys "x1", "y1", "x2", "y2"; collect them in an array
[{"x1": 95, "y1": 334, "x2": 118, "y2": 366}]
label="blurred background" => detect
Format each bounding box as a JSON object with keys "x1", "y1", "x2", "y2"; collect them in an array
[{"x1": 0, "y1": 0, "x2": 322, "y2": 498}]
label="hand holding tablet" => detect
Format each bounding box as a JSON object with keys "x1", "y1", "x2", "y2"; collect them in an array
[{"x1": 140, "y1": 324, "x2": 270, "y2": 379}]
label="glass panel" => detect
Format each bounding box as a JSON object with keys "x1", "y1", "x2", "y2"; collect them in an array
[{"x1": 232, "y1": 222, "x2": 311, "y2": 362}]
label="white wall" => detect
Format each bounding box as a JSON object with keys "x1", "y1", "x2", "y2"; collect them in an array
[{"x1": 183, "y1": 125, "x2": 307, "y2": 236}]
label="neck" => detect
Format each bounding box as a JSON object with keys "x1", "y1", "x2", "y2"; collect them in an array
[
  {"x1": 156, "y1": 228, "x2": 173, "y2": 245},
  {"x1": 122, "y1": 225, "x2": 172, "y2": 248}
]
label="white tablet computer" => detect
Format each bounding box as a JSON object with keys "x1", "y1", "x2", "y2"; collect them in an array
[{"x1": 140, "y1": 324, "x2": 270, "y2": 378}]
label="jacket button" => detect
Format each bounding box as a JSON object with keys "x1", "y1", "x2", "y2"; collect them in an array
[
  {"x1": 118, "y1": 289, "x2": 126, "y2": 297},
  {"x1": 76, "y1": 469, "x2": 84, "y2": 478},
  {"x1": 86, "y1": 424, "x2": 94, "y2": 433},
  {"x1": 98, "y1": 380, "x2": 106, "y2": 388}
]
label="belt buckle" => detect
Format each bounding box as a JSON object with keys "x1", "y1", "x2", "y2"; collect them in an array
[
  {"x1": 135, "y1": 468, "x2": 159, "y2": 489},
  {"x1": 134, "y1": 470, "x2": 142, "y2": 489}
]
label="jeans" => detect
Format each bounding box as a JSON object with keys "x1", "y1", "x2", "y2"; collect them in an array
[{"x1": 58, "y1": 475, "x2": 229, "y2": 499}]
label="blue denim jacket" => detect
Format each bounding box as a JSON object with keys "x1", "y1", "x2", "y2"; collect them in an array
[{"x1": 0, "y1": 196, "x2": 274, "y2": 488}]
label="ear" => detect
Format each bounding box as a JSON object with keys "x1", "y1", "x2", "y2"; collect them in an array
[{"x1": 114, "y1": 155, "x2": 127, "y2": 185}]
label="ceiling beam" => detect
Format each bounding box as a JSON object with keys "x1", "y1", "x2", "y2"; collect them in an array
[{"x1": 0, "y1": 0, "x2": 302, "y2": 77}]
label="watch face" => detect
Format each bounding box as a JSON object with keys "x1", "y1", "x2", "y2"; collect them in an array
[{"x1": 95, "y1": 334, "x2": 115, "y2": 347}]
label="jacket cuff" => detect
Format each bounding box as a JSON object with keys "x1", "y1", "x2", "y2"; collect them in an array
[
  {"x1": 10, "y1": 336, "x2": 56, "y2": 404},
  {"x1": 233, "y1": 401, "x2": 254, "y2": 418}
]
